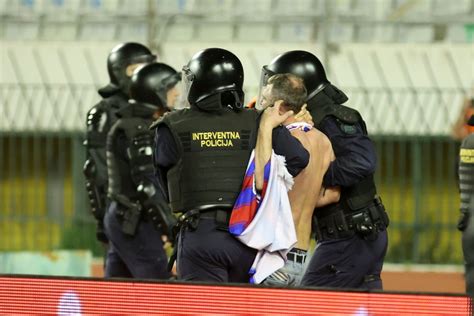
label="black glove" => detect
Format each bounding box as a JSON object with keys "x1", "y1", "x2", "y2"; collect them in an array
[
  {"x1": 137, "y1": 181, "x2": 177, "y2": 242},
  {"x1": 145, "y1": 201, "x2": 177, "y2": 244}
]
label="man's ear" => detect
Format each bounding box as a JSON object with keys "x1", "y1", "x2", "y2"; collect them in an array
[
  {"x1": 275, "y1": 100, "x2": 289, "y2": 114},
  {"x1": 274, "y1": 100, "x2": 285, "y2": 114}
]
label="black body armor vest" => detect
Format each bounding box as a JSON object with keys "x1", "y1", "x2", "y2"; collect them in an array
[
  {"x1": 83, "y1": 92, "x2": 129, "y2": 221},
  {"x1": 107, "y1": 115, "x2": 155, "y2": 201},
  {"x1": 156, "y1": 107, "x2": 258, "y2": 213}
]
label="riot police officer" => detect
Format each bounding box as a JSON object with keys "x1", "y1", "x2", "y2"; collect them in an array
[
  {"x1": 260, "y1": 50, "x2": 389, "y2": 289},
  {"x1": 103, "y1": 62, "x2": 179, "y2": 278},
  {"x1": 83, "y1": 42, "x2": 156, "y2": 246},
  {"x1": 153, "y1": 48, "x2": 309, "y2": 282},
  {"x1": 458, "y1": 115, "x2": 474, "y2": 296}
]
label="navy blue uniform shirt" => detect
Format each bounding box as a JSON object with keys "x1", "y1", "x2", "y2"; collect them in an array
[{"x1": 319, "y1": 116, "x2": 376, "y2": 188}]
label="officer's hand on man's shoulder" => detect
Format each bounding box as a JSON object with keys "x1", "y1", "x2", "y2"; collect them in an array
[
  {"x1": 294, "y1": 104, "x2": 314, "y2": 126},
  {"x1": 260, "y1": 100, "x2": 294, "y2": 130}
]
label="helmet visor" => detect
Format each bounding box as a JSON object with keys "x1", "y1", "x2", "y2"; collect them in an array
[
  {"x1": 173, "y1": 81, "x2": 190, "y2": 110},
  {"x1": 181, "y1": 65, "x2": 195, "y2": 106},
  {"x1": 256, "y1": 65, "x2": 275, "y2": 111},
  {"x1": 155, "y1": 72, "x2": 182, "y2": 110}
]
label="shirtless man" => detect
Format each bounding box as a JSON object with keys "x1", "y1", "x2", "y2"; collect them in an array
[{"x1": 255, "y1": 73, "x2": 340, "y2": 286}]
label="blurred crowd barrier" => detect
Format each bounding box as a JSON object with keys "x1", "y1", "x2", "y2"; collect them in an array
[{"x1": 1, "y1": 0, "x2": 473, "y2": 43}]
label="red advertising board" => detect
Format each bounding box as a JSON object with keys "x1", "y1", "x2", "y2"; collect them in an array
[{"x1": 0, "y1": 275, "x2": 471, "y2": 315}]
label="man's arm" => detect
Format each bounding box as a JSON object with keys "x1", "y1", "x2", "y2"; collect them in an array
[
  {"x1": 271, "y1": 126, "x2": 310, "y2": 177},
  {"x1": 315, "y1": 187, "x2": 340, "y2": 207},
  {"x1": 153, "y1": 125, "x2": 179, "y2": 200},
  {"x1": 255, "y1": 120, "x2": 273, "y2": 191},
  {"x1": 321, "y1": 118, "x2": 376, "y2": 188},
  {"x1": 255, "y1": 102, "x2": 294, "y2": 190},
  {"x1": 254, "y1": 117, "x2": 309, "y2": 177},
  {"x1": 83, "y1": 103, "x2": 110, "y2": 229},
  {"x1": 154, "y1": 125, "x2": 179, "y2": 168}
]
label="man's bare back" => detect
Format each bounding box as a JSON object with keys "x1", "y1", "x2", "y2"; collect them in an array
[
  {"x1": 255, "y1": 73, "x2": 341, "y2": 286},
  {"x1": 288, "y1": 127, "x2": 339, "y2": 250}
]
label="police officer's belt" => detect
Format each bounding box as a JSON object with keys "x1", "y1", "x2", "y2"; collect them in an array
[
  {"x1": 178, "y1": 205, "x2": 232, "y2": 232},
  {"x1": 200, "y1": 209, "x2": 231, "y2": 221},
  {"x1": 314, "y1": 196, "x2": 389, "y2": 241},
  {"x1": 287, "y1": 248, "x2": 307, "y2": 264}
]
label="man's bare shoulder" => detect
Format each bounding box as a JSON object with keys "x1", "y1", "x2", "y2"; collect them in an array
[
  {"x1": 307, "y1": 128, "x2": 330, "y2": 143},
  {"x1": 290, "y1": 129, "x2": 310, "y2": 147},
  {"x1": 290, "y1": 128, "x2": 331, "y2": 150}
]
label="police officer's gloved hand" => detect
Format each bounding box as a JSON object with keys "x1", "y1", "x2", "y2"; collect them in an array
[
  {"x1": 96, "y1": 220, "x2": 109, "y2": 243},
  {"x1": 458, "y1": 212, "x2": 470, "y2": 232}
]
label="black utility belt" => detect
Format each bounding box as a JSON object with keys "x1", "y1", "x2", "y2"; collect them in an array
[
  {"x1": 200, "y1": 209, "x2": 231, "y2": 223},
  {"x1": 177, "y1": 207, "x2": 232, "y2": 232},
  {"x1": 314, "y1": 198, "x2": 389, "y2": 241}
]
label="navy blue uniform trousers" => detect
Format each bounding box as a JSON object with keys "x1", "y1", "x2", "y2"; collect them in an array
[
  {"x1": 177, "y1": 218, "x2": 258, "y2": 283},
  {"x1": 104, "y1": 201, "x2": 170, "y2": 279},
  {"x1": 301, "y1": 230, "x2": 388, "y2": 289}
]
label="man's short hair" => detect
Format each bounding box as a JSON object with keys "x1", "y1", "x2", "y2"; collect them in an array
[{"x1": 268, "y1": 73, "x2": 307, "y2": 113}]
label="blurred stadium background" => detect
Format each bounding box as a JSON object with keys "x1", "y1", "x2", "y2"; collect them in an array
[{"x1": 0, "y1": 0, "x2": 473, "y2": 284}]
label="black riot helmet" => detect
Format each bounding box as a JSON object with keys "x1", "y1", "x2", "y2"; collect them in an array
[
  {"x1": 129, "y1": 62, "x2": 180, "y2": 110},
  {"x1": 182, "y1": 48, "x2": 244, "y2": 111},
  {"x1": 260, "y1": 50, "x2": 329, "y2": 104},
  {"x1": 100, "y1": 42, "x2": 156, "y2": 97}
]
